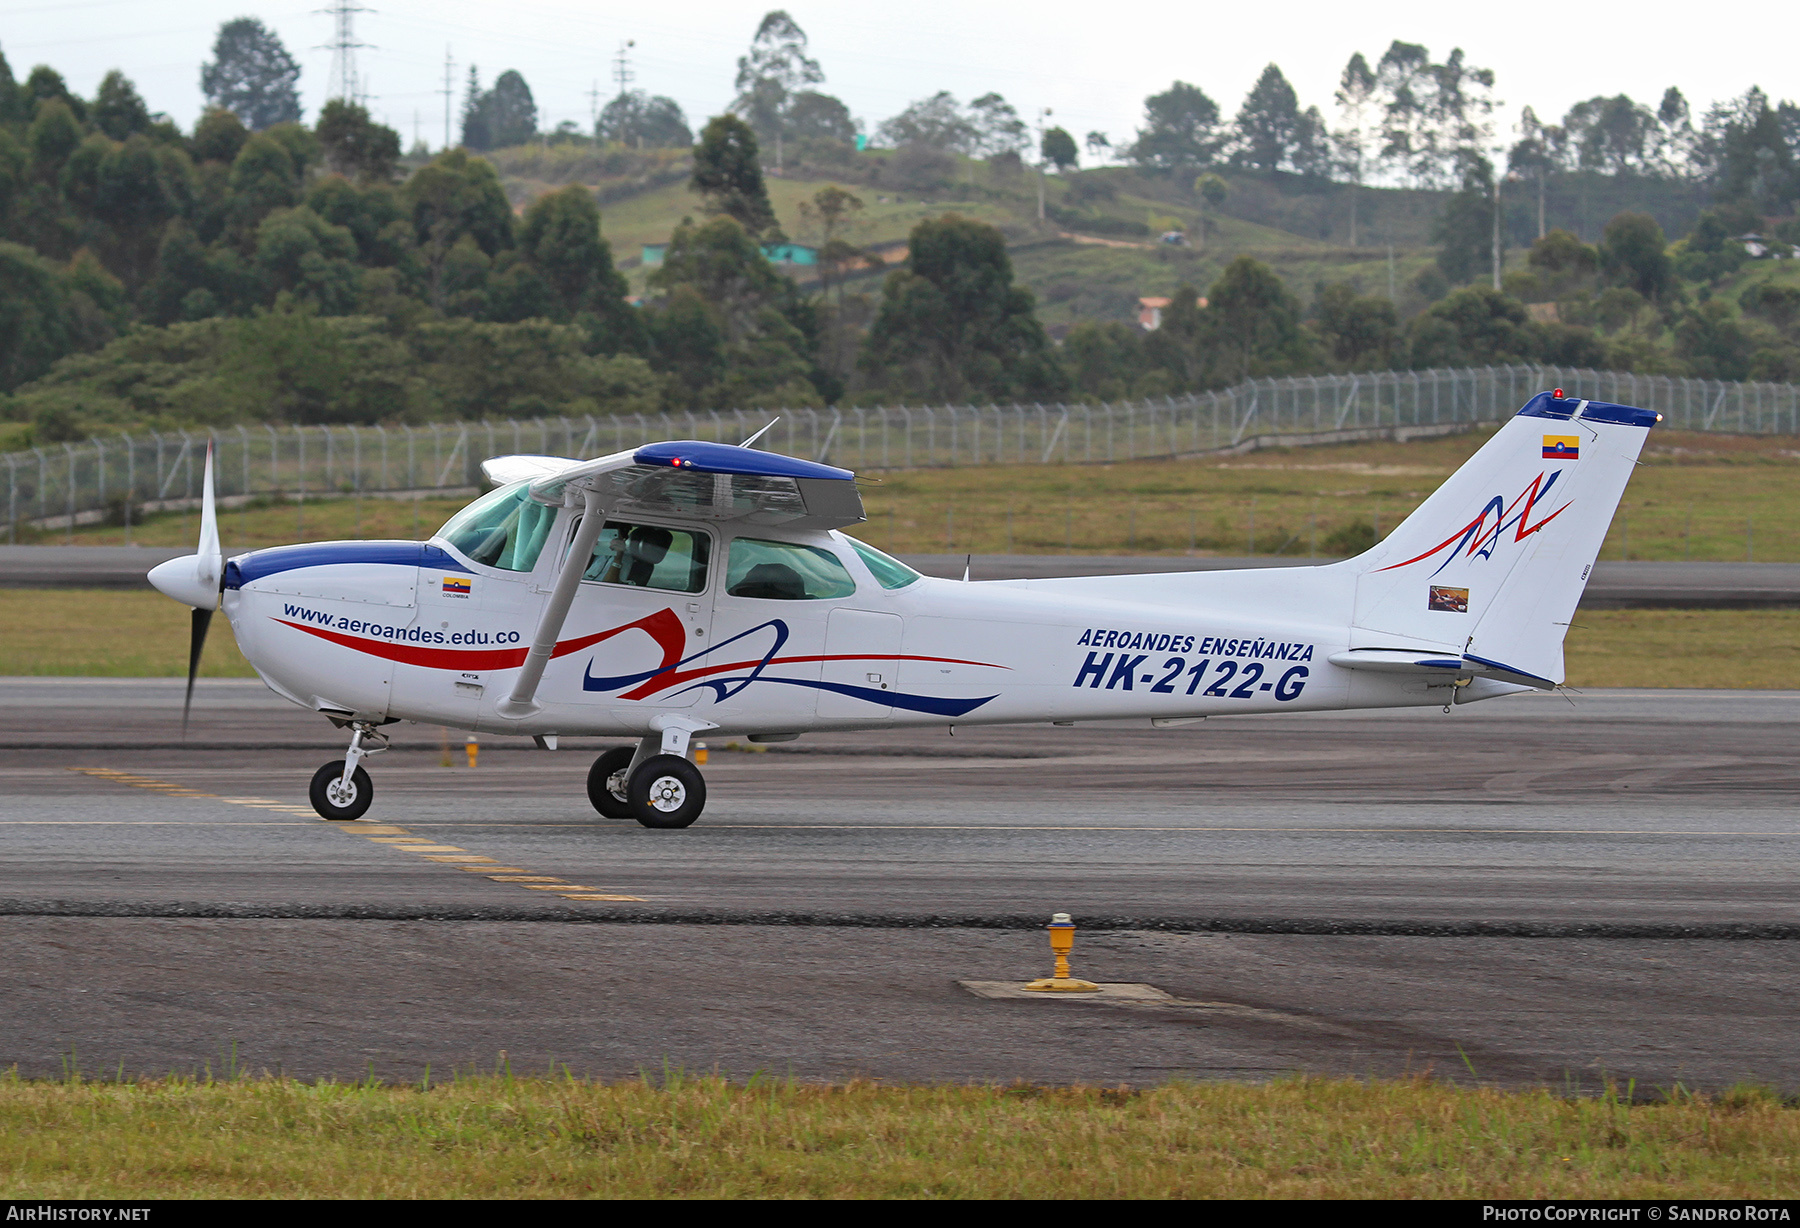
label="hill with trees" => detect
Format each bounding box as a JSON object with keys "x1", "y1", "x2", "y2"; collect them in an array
[{"x1": 0, "y1": 11, "x2": 1797, "y2": 450}]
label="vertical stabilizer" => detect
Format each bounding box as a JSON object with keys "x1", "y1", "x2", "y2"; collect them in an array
[{"x1": 1341, "y1": 392, "x2": 1657, "y2": 686}]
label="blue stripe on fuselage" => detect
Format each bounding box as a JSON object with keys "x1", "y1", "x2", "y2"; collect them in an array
[{"x1": 225, "y1": 541, "x2": 473, "y2": 589}]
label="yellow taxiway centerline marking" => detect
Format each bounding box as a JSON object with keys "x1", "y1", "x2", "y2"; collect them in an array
[{"x1": 68, "y1": 768, "x2": 646, "y2": 904}]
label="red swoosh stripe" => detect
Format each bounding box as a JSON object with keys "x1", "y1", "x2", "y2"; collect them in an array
[{"x1": 275, "y1": 620, "x2": 648, "y2": 671}]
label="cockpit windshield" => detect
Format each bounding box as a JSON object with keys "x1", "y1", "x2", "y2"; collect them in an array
[{"x1": 437, "y1": 481, "x2": 558, "y2": 572}]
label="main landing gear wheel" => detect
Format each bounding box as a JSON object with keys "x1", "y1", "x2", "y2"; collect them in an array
[
  {"x1": 586, "y1": 746, "x2": 636, "y2": 819},
  {"x1": 309, "y1": 760, "x2": 373, "y2": 821},
  {"x1": 627, "y1": 754, "x2": 706, "y2": 829}
]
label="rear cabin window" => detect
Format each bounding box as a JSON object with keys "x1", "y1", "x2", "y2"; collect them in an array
[
  {"x1": 583, "y1": 521, "x2": 710, "y2": 594},
  {"x1": 726, "y1": 538, "x2": 857, "y2": 600},
  {"x1": 438, "y1": 482, "x2": 557, "y2": 573}
]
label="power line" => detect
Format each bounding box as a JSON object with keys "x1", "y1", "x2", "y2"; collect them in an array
[{"x1": 439, "y1": 44, "x2": 454, "y2": 149}]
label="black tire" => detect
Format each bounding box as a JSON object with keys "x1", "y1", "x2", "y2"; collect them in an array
[
  {"x1": 627, "y1": 754, "x2": 706, "y2": 829},
  {"x1": 309, "y1": 760, "x2": 373, "y2": 821},
  {"x1": 586, "y1": 746, "x2": 636, "y2": 819}
]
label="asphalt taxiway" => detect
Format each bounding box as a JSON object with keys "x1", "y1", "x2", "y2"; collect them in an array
[{"x1": 2, "y1": 679, "x2": 1797, "y2": 1089}]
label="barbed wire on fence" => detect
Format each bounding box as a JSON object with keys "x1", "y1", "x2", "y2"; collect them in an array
[{"x1": 6, "y1": 364, "x2": 1799, "y2": 538}]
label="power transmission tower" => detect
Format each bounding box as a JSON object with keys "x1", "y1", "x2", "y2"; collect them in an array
[
  {"x1": 612, "y1": 40, "x2": 635, "y2": 97},
  {"x1": 608, "y1": 40, "x2": 636, "y2": 146},
  {"x1": 317, "y1": 0, "x2": 374, "y2": 103}
]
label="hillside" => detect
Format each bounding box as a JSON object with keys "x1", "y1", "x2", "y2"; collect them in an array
[{"x1": 482, "y1": 146, "x2": 1448, "y2": 329}]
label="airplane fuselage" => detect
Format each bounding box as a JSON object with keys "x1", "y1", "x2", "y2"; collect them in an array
[{"x1": 223, "y1": 513, "x2": 1462, "y2": 743}]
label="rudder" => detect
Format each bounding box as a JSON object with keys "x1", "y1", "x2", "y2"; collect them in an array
[{"x1": 1342, "y1": 392, "x2": 1658, "y2": 686}]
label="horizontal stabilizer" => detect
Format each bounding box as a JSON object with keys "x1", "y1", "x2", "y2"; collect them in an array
[{"x1": 1328, "y1": 647, "x2": 1556, "y2": 690}]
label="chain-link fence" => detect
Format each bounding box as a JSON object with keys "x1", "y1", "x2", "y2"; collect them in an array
[{"x1": 7, "y1": 363, "x2": 1800, "y2": 538}]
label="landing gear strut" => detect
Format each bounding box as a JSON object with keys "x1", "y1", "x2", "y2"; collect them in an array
[
  {"x1": 586, "y1": 723, "x2": 712, "y2": 829},
  {"x1": 309, "y1": 723, "x2": 389, "y2": 821}
]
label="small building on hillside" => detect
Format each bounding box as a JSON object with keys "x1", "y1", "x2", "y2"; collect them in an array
[
  {"x1": 641, "y1": 242, "x2": 819, "y2": 268},
  {"x1": 1137, "y1": 295, "x2": 1206, "y2": 330}
]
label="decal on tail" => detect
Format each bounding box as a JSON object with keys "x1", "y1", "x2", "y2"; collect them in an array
[{"x1": 1341, "y1": 392, "x2": 1658, "y2": 686}]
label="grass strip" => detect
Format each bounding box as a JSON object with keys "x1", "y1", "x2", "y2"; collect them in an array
[{"x1": 0, "y1": 1072, "x2": 1796, "y2": 1199}]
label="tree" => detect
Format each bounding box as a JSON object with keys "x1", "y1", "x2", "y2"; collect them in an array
[
  {"x1": 691, "y1": 115, "x2": 779, "y2": 240},
  {"x1": 1408, "y1": 284, "x2": 1532, "y2": 366},
  {"x1": 859, "y1": 214, "x2": 1064, "y2": 401},
  {"x1": 191, "y1": 107, "x2": 249, "y2": 165},
  {"x1": 876, "y1": 92, "x2": 976, "y2": 153},
  {"x1": 1204, "y1": 256, "x2": 1310, "y2": 383},
  {"x1": 1310, "y1": 281, "x2": 1397, "y2": 369},
  {"x1": 1508, "y1": 106, "x2": 1558, "y2": 240},
  {"x1": 1192, "y1": 172, "x2": 1227, "y2": 248},
  {"x1": 597, "y1": 91, "x2": 692, "y2": 148},
  {"x1": 1084, "y1": 131, "x2": 1111, "y2": 162},
  {"x1": 316, "y1": 99, "x2": 401, "y2": 183},
  {"x1": 487, "y1": 71, "x2": 539, "y2": 149},
  {"x1": 648, "y1": 215, "x2": 820, "y2": 407},
  {"x1": 1599, "y1": 211, "x2": 1671, "y2": 300},
  {"x1": 1061, "y1": 320, "x2": 1144, "y2": 399},
  {"x1": 0, "y1": 240, "x2": 75, "y2": 389},
  {"x1": 402, "y1": 148, "x2": 514, "y2": 309},
  {"x1": 786, "y1": 92, "x2": 856, "y2": 150},
  {"x1": 967, "y1": 94, "x2": 1028, "y2": 157},
  {"x1": 92, "y1": 70, "x2": 151, "y2": 141},
  {"x1": 1129, "y1": 82, "x2": 1223, "y2": 169},
  {"x1": 516, "y1": 185, "x2": 632, "y2": 327},
  {"x1": 1374, "y1": 41, "x2": 1496, "y2": 187},
  {"x1": 1561, "y1": 95, "x2": 1661, "y2": 175},
  {"x1": 1334, "y1": 52, "x2": 1378, "y2": 244},
  {"x1": 200, "y1": 18, "x2": 301, "y2": 131},
  {"x1": 731, "y1": 10, "x2": 824, "y2": 166},
  {"x1": 1233, "y1": 64, "x2": 1304, "y2": 172},
  {"x1": 1433, "y1": 151, "x2": 1495, "y2": 285},
  {"x1": 1041, "y1": 126, "x2": 1077, "y2": 171}
]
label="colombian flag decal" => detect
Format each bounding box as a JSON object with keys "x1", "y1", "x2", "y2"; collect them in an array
[
  {"x1": 1543, "y1": 435, "x2": 1579, "y2": 460},
  {"x1": 442, "y1": 578, "x2": 472, "y2": 596}
]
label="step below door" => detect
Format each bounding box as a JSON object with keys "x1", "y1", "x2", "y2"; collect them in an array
[{"x1": 818, "y1": 608, "x2": 903, "y2": 719}]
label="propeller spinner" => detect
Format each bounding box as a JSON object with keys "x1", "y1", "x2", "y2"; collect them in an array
[{"x1": 146, "y1": 441, "x2": 223, "y2": 738}]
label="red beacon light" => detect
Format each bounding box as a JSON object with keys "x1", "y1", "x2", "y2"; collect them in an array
[{"x1": 1554, "y1": 388, "x2": 1564, "y2": 398}]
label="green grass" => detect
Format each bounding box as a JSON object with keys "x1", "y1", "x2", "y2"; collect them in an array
[{"x1": 2, "y1": 1072, "x2": 1796, "y2": 1199}]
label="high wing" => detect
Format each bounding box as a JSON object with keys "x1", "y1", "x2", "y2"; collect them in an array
[
  {"x1": 512, "y1": 440, "x2": 865, "y2": 531},
  {"x1": 494, "y1": 440, "x2": 867, "y2": 719}
]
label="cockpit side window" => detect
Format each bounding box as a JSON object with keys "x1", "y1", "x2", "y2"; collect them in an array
[
  {"x1": 438, "y1": 482, "x2": 557, "y2": 573},
  {"x1": 583, "y1": 521, "x2": 710, "y2": 593},
  {"x1": 725, "y1": 538, "x2": 857, "y2": 600}
]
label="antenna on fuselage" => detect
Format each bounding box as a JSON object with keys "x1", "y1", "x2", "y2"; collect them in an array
[
  {"x1": 739, "y1": 417, "x2": 780, "y2": 449},
  {"x1": 963, "y1": 554, "x2": 971, "y2": 582}
]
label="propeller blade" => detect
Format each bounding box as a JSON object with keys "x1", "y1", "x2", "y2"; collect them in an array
[
  {"x1": 195, "y1": 439, "x2": 221, "y2": 590},
  {"x1": 183, "y1": 606, "x2": 212, "y2": 741}
]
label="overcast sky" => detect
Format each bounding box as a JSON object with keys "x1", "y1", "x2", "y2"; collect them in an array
[{"x1": 4, "y1": 0, "x2": 1793, "y2": 154}]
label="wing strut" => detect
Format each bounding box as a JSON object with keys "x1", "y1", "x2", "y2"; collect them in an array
[{"x1": 496, "y1": 488, "x2": 608, "y2": 720}]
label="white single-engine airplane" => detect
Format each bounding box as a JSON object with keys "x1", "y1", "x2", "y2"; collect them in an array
[{"x1": 149, "y1": 391, "x2": 1657, "y2": 828}]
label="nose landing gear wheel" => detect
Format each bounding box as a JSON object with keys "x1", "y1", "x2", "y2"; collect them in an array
[
  {"x1": 309, "y1": 760, "x2": 373, "y2": 821},
  {"x1": 586, "y1": 746, "x2": 636, "y2": 819},
  {"x1": 627, "y1": 754, "x2": 706, "y2": 829}
]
